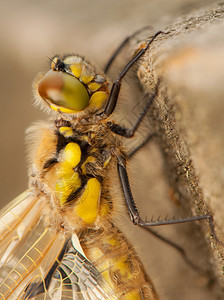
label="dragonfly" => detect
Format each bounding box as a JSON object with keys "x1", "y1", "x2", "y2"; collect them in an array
[{"x1": 0, "y1": 29, "x2": 214, "y2": 299}]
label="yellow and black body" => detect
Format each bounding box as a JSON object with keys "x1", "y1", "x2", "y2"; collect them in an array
[{"x1": 0, "y1": 34, "x2": 162, "y2": 299}]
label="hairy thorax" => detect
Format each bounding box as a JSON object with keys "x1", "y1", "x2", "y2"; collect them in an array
[{"x1": 27, "y1": 117, "x2": 121, "y2": 234}]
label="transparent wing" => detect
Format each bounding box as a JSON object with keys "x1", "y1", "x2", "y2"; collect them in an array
[
  {"x1": 0, "y1": 191, "x2": 64, "y2": 299},
  {"x1": 24, "y1": 235, "x2": 117, "y2": 300},
  {"x1": 0, "y1": 192, "x2": 117, "y2": 300}
]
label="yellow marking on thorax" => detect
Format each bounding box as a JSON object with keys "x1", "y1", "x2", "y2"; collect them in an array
[
  {"x1": 55, "y1": 142, "x2": 81, "y2": 206},
  {"x1": 60, "y1": 142, "x2": 81, "y2": 169},
  {"x1": 59, "y1": 126, "x2": 73, "y2": 137},
  {"x1": 55, "y1": 172, "x2": 81, "y2": 206},
  {"x1": 81, "y1": 156, "x2": 96, "y2": 174},
  {"x1": 75, "y1": 178, "x2": 101, "y2": 224}
]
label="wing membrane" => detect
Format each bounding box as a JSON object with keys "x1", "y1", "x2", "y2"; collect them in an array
[
  {"x1": 0, "y1": 191, "x2": 65, "y2": 299},
  {"x1": 0, "y1": 191, "x2": 35, "y2": 258},
  {"x1": 47, "y1": 236, "x2": 116, "y2": 300},
  {"x1": 0, "y1": 193, "x2": 117, "y2": 299}
]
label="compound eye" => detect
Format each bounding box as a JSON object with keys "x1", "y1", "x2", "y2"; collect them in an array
[{"x1": 38, "y1": 71, "x2": 89, "y2": 113}]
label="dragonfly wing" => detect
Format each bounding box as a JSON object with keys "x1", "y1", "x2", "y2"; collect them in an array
[
  {"x1": 0, "y1": 192, "x2": 117, "y2": 300},
  {"x1": 0, "y1": 191, "x2": 65, "y2": 299},
  {"x1": 0, "y1": 190, "x2": 37, "y2": 263},
  {"x1": 47, "y1": 234, "x2": 117, "y2": 300},
  {"x1": 23, "y1": 234, "x2": 117, "y2": 300}
]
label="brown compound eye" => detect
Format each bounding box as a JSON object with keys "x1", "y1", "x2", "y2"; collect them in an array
[{"x1": 38, "y1": 70, "x2": 89, "y2": 113}]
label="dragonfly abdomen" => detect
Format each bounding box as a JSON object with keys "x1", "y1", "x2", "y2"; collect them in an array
[{"x1": 80, "y1": 223, "x2": 158, "y2": 299}]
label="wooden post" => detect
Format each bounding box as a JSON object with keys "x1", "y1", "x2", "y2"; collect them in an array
[{"x1": 137, "y1": 4, "x2": 224, "y2": 298}]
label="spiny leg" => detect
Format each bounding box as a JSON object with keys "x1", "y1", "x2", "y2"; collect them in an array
[
  {"x1": 116, "y1": 154, "x2": 221, "y2": 240},
  {"x1": 99, "y1": 31, "x2": 164, "y2": 118},
  {"x1": 108, "y1": 82, "x2": 159, "y2": 138},
  {"x1": 140, "y1": 226, "x2": 205, "y2": 274},
  {"x1": 127, "y1": 133, "x2": 199, "y2": 270},
  {"x1": 128, "y1": 133, "x2": 155, "y2": 158},
  {"x1": 116, "y1": 155, "x2": 223, "y2": 272},
  {"x1": 104, "y1": 26, "x2": 152, "y2": 74},
  {"x1": 125, "y1": 122, "x2": 215, "y2": 272}
]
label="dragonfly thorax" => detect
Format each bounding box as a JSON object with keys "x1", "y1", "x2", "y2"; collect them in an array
[{"x1": 28, "y1": 118, "x2": 119, "y2": 232}]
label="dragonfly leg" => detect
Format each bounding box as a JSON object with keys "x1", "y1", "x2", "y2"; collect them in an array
[
  {"x1": 107, "y1": 82, "x2": 159, "y2": 137},
  {"x1": 141, "y1": 226, "x2": 207, "y2": 274},
  {"x1": 99, "y1": 31, "x2": 164, "y2": 118},
  {"x1": 117, "y1": 156, "x2": 222, "y2": 244},
  {"x1": 127, "y1": 133, "x2": 155, "y2": 158},
  {"x1": 104, "y1": 26, "x2": 152, "y2": 74}
]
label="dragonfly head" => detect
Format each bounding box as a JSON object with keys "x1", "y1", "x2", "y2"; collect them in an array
[{"x1": 35, "y1": 55, "x2": 109, "y2": 116}]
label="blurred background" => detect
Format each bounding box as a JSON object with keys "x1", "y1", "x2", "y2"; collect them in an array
[{"x1": 0, "y1": 1, "x2": 219, "y2": 299}]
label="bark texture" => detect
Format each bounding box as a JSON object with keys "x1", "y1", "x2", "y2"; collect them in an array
[{"x1": 136, "y1": 4, "x2": 224, "y2": 299}]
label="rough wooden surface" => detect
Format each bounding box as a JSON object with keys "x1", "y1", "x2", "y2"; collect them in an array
[{"x1": 136, "y1": 4, "x2": 224, "y2": 298}]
